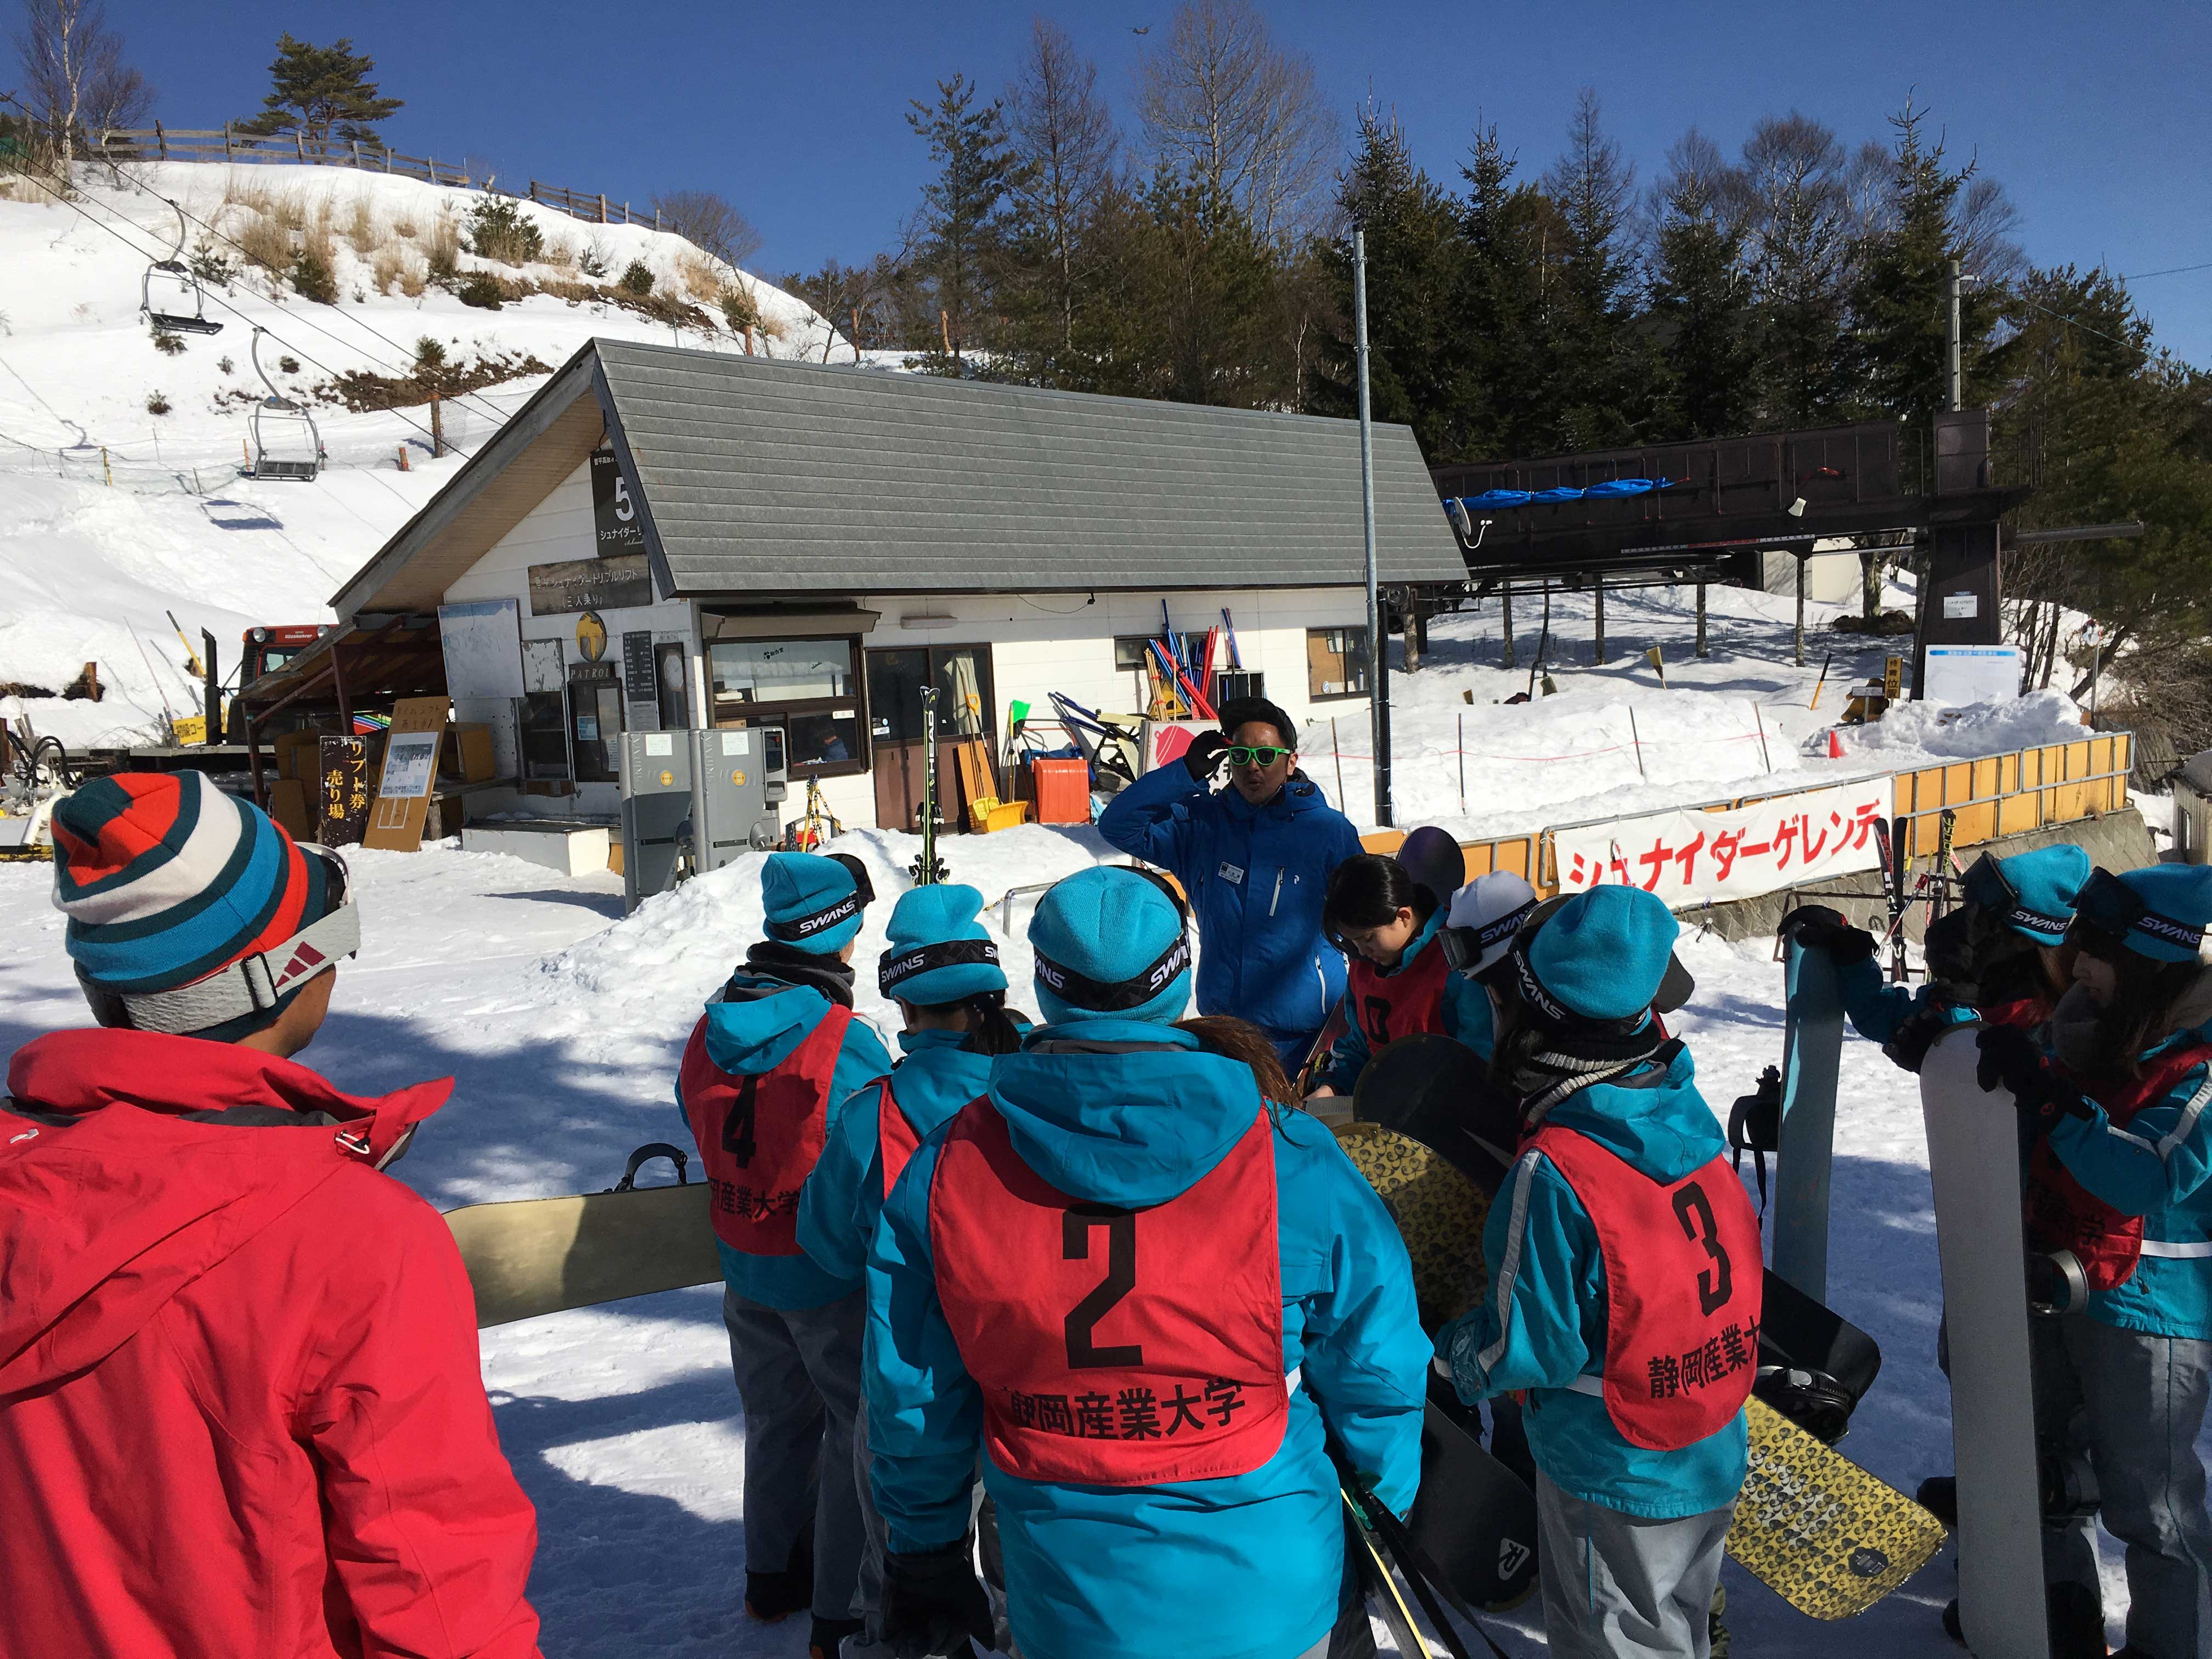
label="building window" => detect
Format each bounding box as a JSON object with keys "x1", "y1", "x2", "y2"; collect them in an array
[
  {"x1": 1307, "y1": 627, "x2": 1370, "y2": 701},
  {"x1": 707, "y1": 636, "x2": 866, "y2": 777},
  {"x1": 1113, "y1": 635, "x2": 1155, "y2": 672},
  {"x1": 569, "y1": 668, "x2": 622, "y2": 783}
]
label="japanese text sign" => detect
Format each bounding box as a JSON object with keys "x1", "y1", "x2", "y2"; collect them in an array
[{"x1": 1553, "y1": 777, "x2": 1895, "y2": 907}]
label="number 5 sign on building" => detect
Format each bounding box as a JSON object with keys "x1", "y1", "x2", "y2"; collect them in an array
[{"x1": 1553, "y1": 776, "x2": 1897, "y2": 907}]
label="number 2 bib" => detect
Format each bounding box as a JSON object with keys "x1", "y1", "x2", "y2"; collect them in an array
[
  {"x1": 1527, "y1": 1125, "x2": 1763, "y2": 1450},
  {"x1": 928, "y1": 1097, "x2": 1289, "y2": 1486}
]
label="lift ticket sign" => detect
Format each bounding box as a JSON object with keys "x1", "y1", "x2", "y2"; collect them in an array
[{"x1": 1553, "y1": 777, "x2": 1896, "y2": 907}]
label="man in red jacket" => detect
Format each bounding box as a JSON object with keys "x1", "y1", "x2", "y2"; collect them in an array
[{"x1": 0, "y1": 771, "x2": 541, "y2": 1659}]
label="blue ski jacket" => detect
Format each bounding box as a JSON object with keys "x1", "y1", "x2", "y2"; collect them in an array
[
  {"x1": 866, "y1": 1018, "x2": 1430, "y2": 1659},
  {"x1": 674, "y1": 973, "x2": 892, "y2": 1311},
  {"x1": 1436, "y1": 1043, "x2": 1750, "y2": 1519},
  {"x1": 2044, "y1": 983, "x2": 2212, "y2": 1341},
  {"x1": 797, "y1": 1026, "x2": 1006, "y2": 1286},
  {"x1": 1097, "y1": 764, "x2": 1363, "y2": 1045},
  {"x1": 1318, "y1": 909, "x2": 1498, "y2": 1093},
  {"x1": 1834, "y1": 957, "x2": 1973, "y2": 1048}
]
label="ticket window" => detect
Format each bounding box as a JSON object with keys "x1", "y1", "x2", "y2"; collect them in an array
[
  {"x1": 569, "y1": 671, "x2": 623, "y2": 783},
  {"x1": 707, "y1": 636, "x2": 865, "y2": 778}
]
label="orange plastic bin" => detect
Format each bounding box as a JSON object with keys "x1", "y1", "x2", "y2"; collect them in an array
[{"x1": 1031, "y1": 758, "x2": 1092, "y2": 825}]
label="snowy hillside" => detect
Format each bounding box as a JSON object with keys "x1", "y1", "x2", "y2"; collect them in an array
[{"x1": 0, "y1": 160, "x2": 836, "y2": 736}]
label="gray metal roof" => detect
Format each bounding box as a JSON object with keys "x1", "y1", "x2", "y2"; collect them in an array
[{"x1": 591, "y1": 340, "x2": 1463, "y2": 596}]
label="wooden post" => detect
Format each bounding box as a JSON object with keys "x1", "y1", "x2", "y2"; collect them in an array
[
  {"x1": 384, "y1": 146, "x2": 393, "y2": 173},
  {"x1": 1593, "y1": 572, "x2": 1606, "y2": 664},
  {"x1": 622, "y1": 200, "x2": 630, "y2": 224},
  {"x1": 295, "y1": 128, "x2": 305, "y2": 162},
  {"x1": 1502, "y1": 588, "x2": 1515, "y2": 669},
  {"x1": 529, "y1": 180, "x2": 539, "y2": 202},
  {"x1": 654, "y1": 207, "x2": 662, "y2": 232},
  {"x1": 430, "y1": 394, "x2": 444, "y2": 458},
  {"x1": 152, "y1": 119, "x2": 165, "y2": 160},
  {"x1": 427, "y1": 155, "x2": 438, "y2": 185},
  {"x1": 350, "y1": 139, "x2": 361, "y2": 168},
  {"x1": 598, "y1": 193, "x2": 607, "y2": 224},
  {"x1": 1695, "y1": 580, "x2": 1709, "y2": 657},
  {"x1": 1795, "y1": 555, "x2": 1807, "y2": 668},
  {"x1": 396, "y1": 443, "x2": 409, "y2": 472},
  {"x1": 101, "y1": 447, "x2": 111, "y2": 486},
  {"x1": 1332, "y1": 718, "x2": 1346, "y2": 806},
  {"x1": 222, "y1": 121, "x2": 232, "y2": 161}
]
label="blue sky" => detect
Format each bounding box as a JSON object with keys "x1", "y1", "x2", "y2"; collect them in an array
[{"x1": 89, "y1": 0, "x2": 2212, "y2": 366}]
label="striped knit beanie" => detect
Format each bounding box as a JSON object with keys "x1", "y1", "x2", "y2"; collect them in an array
[{"x1": 51, "y1": 771, "x2": 344, "y2": 1038}]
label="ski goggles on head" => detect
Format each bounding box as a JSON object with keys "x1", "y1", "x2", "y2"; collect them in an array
[
  {"x1": 2067, "y1": 867, "x2": 2206, "y2": 961},
  {"x1": 1224, "y1": 745, "x2": 1293, "y2": 768},
  {"x1": 1438, "y1": 898, "x2": 1539, "y2": 978}
]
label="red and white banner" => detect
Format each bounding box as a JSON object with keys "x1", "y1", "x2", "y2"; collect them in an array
[{"x1": 1553, "y1": 777, "x2": 1895, "y2": 907}]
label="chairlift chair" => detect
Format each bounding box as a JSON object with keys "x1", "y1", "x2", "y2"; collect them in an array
[
  {"x1": 140, "y1": 204, "x2": 222, "y2": 336},
  {"x1": 242, "y1": 328, "x2": 323, "y2": 482}
]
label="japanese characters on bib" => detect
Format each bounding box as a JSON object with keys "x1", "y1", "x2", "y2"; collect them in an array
[
  {"x1": 679, "y1": 1002, "x2": 852, "y2": 1255},
  {"x1": 927, "y1": 1096, "x2": 1289, "y2": 1485},
  {"x1": 1528, "y1": 1124, "x2": 1763, "y2": 1448}
]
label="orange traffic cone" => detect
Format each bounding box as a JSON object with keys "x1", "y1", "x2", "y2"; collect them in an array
[{"x1": 1826, "y1": 727, "x2": 1846, "y2": 759}]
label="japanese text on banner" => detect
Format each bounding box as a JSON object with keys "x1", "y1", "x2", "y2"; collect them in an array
[{"x1": 1553, "y1": 778, "x2": 1897, "y2": 906}]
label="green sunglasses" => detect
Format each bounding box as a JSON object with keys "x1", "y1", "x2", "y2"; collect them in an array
[{"x1": 1224, "y1": 744, "x2": 1292, "y2": 766}]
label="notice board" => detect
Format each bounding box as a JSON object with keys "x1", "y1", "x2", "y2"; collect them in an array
[
  {"x1": 364, "y1": 696, "x2": 452, "y2": 851},
  {"x1": 317, "y1": 736, "x2": 370, "y2": 847}
]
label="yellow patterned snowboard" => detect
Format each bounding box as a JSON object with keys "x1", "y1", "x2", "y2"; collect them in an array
[
  {"x1": 1332, "y1": 1121, "x2": 1489, "y2": 1331},
  {"x1": 1728, "y1": 1396, "x2": 1949, "y2": 1618}
]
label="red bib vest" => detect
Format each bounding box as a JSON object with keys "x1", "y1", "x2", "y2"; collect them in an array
[
  {"x1": 1348, "y1": 936, "x2": 1451, "y2": 1051},
  {"x1": 2027, "y1": 1042, "x2": 2212, "y2": 1291},
  {"x1": 927, "y1": 1098, "x2": 1289, "y2": 1485},
  {"x1": 878, "y1": 1077, "x2": 923, "y2": 1200},
  {"x1": 679, "y1": 1001, "x2": 851, "y2": 1256},
  {"x1": 1528, "y1": 1125, "x2": 1763, "y2": 1450}
]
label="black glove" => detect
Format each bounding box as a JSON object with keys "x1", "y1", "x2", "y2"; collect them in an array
[
  {"x1": 1975, "y1": 1024, "x2": 2092, "y2": 1127},
  {"x1": 1883, "y1": 1002, "x2": 1966, "y2": 1075},
  {"x1": 881, "y1": 1544, "x2": 991, "y2": 1659},
  {"x1": 1182, "y1": 729, "x2": 1229, "y2": 781},
  {"x1": 1778, "y1": 904, "x2": 1877, "y2": 965}
]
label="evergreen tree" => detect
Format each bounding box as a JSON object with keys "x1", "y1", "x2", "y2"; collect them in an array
[
  {"x1": 1645, "y1": 129, "x2": 1755, "y2": 440},
  {"x1": 905, "y1": 74, "x2": 1017, "y2": 370},
  {"x1": 1740, "y1": 114, "x2": 1857, "y2": 427},
  {"x1": 1455, "y1": 120, "x2": 1557, "y2": 458},
  {"x1": 1539, "y1": 89, "x2": 1654, "y2": 450},
  {"x1": 1310, "y1": 109, "x2": 1468, "y2": 459},
  {"x1": 1849, "y1": 96, "x2": 2005, "y2": 437},
  {"x1": 235, "y1": 35, "x2": 402, "y2": 155}
]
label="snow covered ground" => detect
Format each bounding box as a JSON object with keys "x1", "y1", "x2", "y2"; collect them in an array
[
  {"x1": 0, "y1": 803, "x2": 2181, "y2": 1657},
  {"x1": 0, "y1": 160, "x2": 834, "y2": 725}
]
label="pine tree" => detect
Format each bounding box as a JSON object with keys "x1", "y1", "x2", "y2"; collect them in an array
[
  {"x1": 1310, "y1": 109, "x2": 1468, "y2": 459},
  {"x1": 1646, "y1": 130, "x2": 1755, "y2": 440},
  {"x1": 905, "y1": 75, "x2": 1017, "y2": 370},
  {"x1": 1740, "y1": 115, "x2": 1857, "y2": 428},
  {"x1": 1455, "y1": 121, "x2": 1557, "y2": 458},
  {"x1": 1849, "y1": 97, "x2": 2003, "y2": 437},
  {"x1": 1539, "y1": 89, "x2": 1654, "y2": 451},
  {"x1": 235, "y1": 35, "x2": 402, "y2": 156}
]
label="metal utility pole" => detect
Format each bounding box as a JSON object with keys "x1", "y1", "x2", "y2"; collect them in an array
[
  {"x1": 1353, "y1": 225, "x2": 1392, "y2": 827},
  {"x1": 1946, "y1": 259, "x2": 1963, "y2": 412}
]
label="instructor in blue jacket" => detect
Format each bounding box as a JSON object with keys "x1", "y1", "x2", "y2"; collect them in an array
[{"x1": 1098, "y1": 695, "x2": 1364, "y2": 1068}]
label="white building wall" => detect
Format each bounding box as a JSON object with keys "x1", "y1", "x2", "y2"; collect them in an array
[{"x1": 437, "y1": 459, "x2": 1373, "y2": 832}]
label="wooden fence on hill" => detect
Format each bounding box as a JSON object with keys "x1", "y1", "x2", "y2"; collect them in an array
[{"x1": 91, "y1": 124, "x2": 658, "y2": 227}]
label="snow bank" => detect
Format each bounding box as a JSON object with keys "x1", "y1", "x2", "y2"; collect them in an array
[{"x1": 1838, "y1": 688, "x2": 2089, "y2": 760}]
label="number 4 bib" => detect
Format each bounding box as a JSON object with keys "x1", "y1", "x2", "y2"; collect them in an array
[
  {"x1": 1526, "y1": 1124, "x2": 1764, "y2": 1450},
  {"x1": 928, "y1": 1097, "x2": 1289, "y2": 1486}
]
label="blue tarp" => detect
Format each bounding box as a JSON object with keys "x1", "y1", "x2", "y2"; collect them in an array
[{"x1": 1444, "y1": 476, "x2": 1673, "y2": 516}]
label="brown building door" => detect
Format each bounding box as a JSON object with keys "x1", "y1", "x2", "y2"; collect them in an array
[{"x1": 866, "y1": 645, "x2": 996, "y2": 832}]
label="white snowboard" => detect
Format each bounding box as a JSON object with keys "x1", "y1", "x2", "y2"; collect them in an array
[
  {"x1": 1774, "y1": 938, "x2": 1844, "y2": 1301},
  {"x1": 1920, "y1": 1023, "x2": 2051, "y2": 1659}
]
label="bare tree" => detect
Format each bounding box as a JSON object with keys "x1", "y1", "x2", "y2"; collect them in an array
[
  {"x1": 1006, "y1": 18, "x2": 1118, "y2": 354},
  {"x1": 13, "y1": 0, "x2": 151, "y2": 172},
  {"x1": 1133, "y1": 0, "x2": 1338, "y2": 241},
  {"x1": 651, "y1": 188, "x2": 765, "y2": 270}
]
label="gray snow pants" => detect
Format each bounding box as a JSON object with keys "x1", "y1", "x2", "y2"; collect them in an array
[
  {"x1": 2041, "y1": 1316, "x2": 2212, "y2": 1659},
  {"x1": 723, "y1": 1284, "x2": 876, "y2": 1623},
  {"x1": 1534, "y1": 1471, "x2": 1734, "y2": 1659}
]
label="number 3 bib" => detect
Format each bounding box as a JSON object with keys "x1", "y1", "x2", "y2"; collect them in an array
[
  {"x1": 929, "y1": 1097, "x2": 1289, "y2": 1486},
  {"x1": 1527, "y1": 1125, "x2": 1763, "y2": 1450}
]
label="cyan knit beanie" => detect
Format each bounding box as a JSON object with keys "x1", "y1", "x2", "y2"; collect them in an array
[
  {"x1": 1029, "y1": 866, "x2": 1190, "y2": 1026},
  {"x1": 878, "y1": 883, "x2": 1006, "y2": 1006},
  {"x1": 1965, "y1": 843, "x2": 2091, "y2": 946},
  {"x1": 2097, "y1": 864, "x2": 2212, "y2": 966},
  {"x1": 1524, "y1": 885, "x2": 1680, "y2": 1024},
  {"x1": 760, "y1": 851, "x2": 867, "y2": 955}
]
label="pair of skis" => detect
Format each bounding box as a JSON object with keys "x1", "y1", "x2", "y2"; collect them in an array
[
  {"x1": 1339, "y1": 1450, "x2": 1513, "y2": 1659},
  {"x1": 1869, "y1": 809, "x2": 1959, "y2": 984}
]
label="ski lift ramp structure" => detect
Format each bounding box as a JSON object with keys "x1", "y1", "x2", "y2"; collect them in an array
[
  {"x1": 139, "y1": 203, "x2": 223, "y2": 337},
  {"x1": 243, "y1": 327, "x2": 324, "y2": 482}
]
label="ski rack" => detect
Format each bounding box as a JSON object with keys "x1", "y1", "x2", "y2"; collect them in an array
[{"x1": 140, "y1": 202, "x2": 223, "y2": 336}]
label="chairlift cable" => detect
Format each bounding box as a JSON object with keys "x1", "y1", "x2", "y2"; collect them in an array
[{"x1": 0, "y1": 160, "x2": 476, "y2": 462}]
